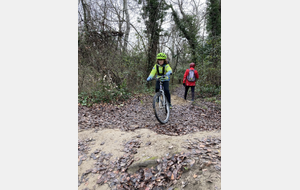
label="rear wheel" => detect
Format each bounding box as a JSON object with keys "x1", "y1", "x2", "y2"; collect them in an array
[{"x1": 153, "y1": 92, "x2": 170, "y2": 124}]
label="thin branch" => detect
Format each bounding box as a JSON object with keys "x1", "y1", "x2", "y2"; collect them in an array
[{"x1": 129, "y1": 23, "x2": 146, "y2": 51}]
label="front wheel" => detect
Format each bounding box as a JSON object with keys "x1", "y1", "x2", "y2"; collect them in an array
[{"x1": 153, "y1": 92, "x2": 170, "y2": 124}]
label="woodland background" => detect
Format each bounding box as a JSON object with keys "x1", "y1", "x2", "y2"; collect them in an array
[{"x1": 78, "y1": 0, "x2": 221, "y2": 105}]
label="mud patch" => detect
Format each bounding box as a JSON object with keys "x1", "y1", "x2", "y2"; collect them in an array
[
  {"x1": 171, "y1": 94, "x2": 190, "y2": 106},
  {"x1": 78, "y1": 128, "x2": 221, "y2": 190},
  {"x1": 172, "y1": 162, "x2": 221, "y2": 190}
]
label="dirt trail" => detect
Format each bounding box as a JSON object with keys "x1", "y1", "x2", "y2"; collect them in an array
[{"x1": 78, "y1": 86, "x2": 221, "y2": 190}]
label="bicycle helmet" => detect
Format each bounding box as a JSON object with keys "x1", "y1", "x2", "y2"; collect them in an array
[
  {"x1": 157, "y1": 53, "x2": 167, "y2": 60},
  {"x1": 190, "y1": 62, "x2": 195, "y2": 68}
]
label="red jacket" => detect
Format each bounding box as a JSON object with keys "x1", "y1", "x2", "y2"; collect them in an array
[{"x1": 183, "y1": 67, "x2": 199, "y2": 86}]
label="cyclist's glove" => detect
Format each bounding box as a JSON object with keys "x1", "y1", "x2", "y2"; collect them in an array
[{"x1": 147, "y1": 76, "x2": 152, "y2": 81}]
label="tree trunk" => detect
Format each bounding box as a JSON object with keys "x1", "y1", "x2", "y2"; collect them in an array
[
  {"x1": 80, "y1": 0, "x2": 89, "y2": 32},
  {"x1": 123, "y1": 0, "x2": 130, "y2": 51}
]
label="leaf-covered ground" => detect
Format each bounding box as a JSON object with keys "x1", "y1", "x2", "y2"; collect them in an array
[
  {"x1": 78, "y1": 85, "x2": 221, "y2": 135},
  {"x1": 78, "y1": 85, "x2": 221, "y2": 190}
]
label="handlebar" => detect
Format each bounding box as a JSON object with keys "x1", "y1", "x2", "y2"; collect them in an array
[{"x1": 147, "y1": 74, "x2": 172, "y2": 82}]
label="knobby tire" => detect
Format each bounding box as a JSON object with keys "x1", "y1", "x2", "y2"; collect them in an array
[{"x1": 153, "y1": 92, "x2": 170, "y2": 124}]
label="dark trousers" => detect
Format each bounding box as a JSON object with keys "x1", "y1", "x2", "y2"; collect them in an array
[
  {"x1": 184, "y1": 86, "x2": 195, "y2": 100},
  {"x1": 156, "y1": 81, "x2": 171, "y2": 104}
]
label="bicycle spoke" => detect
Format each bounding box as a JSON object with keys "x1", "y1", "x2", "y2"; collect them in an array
[{"x1": 153, "y1": 93, "x2": 170, "y2": 123}]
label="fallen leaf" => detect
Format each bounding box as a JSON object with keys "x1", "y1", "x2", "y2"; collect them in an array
[{"x1": 171, "y1": 173, "x2": 174, "y2": 180}]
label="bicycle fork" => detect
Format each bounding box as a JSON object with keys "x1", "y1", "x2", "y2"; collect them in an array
[{"x1": 159, "y1": 88, "x2": 166, "y2": 108}]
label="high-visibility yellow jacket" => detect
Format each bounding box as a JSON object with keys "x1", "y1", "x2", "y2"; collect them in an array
[{"x1": 148, "y1": 64, "x2": 172, "y2": 81}]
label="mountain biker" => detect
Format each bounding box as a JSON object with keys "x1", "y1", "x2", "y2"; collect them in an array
[
  {"x1": 146, "y1": 53, "x2": 173, "y2": 108},
  {"x1": 183, "y1": 62, "x2": 199, "y2": 101}
]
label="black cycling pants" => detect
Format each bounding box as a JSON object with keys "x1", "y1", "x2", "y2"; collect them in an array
[{"x1": 156, "y1": 81, "x2": 171, "y2": 104}]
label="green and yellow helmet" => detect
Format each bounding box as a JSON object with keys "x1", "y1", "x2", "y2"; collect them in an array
[{"x1": 156, "y1": 53, "x2": 167, "y2": 60}]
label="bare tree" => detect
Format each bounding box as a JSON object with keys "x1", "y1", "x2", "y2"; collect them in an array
[{"x1": 123, "y1": 0, "x2": 130, "y2": 51}]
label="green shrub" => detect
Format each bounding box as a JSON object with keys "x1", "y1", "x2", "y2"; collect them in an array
[
  {"x1": 196, "y1": 84, "x2": 221, "y2": 97},
  {"x1": 78, "y1": 80, "x2": 131, "y2": 106},
  {"x1": 204, "y1": 96, "x2": 221, "y2": 105}
]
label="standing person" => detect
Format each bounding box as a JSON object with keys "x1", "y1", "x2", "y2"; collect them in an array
[
  {"x1": 183, "y1": 63, "x2": 199, "y2": 101},
  {"x1": 146, "y1": 53, "x2": 173, "y2": 108}
]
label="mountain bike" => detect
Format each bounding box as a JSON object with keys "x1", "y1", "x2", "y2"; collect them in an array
[{"x1": 148, "y1": 75, "x2": 170, "y2": 124}]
